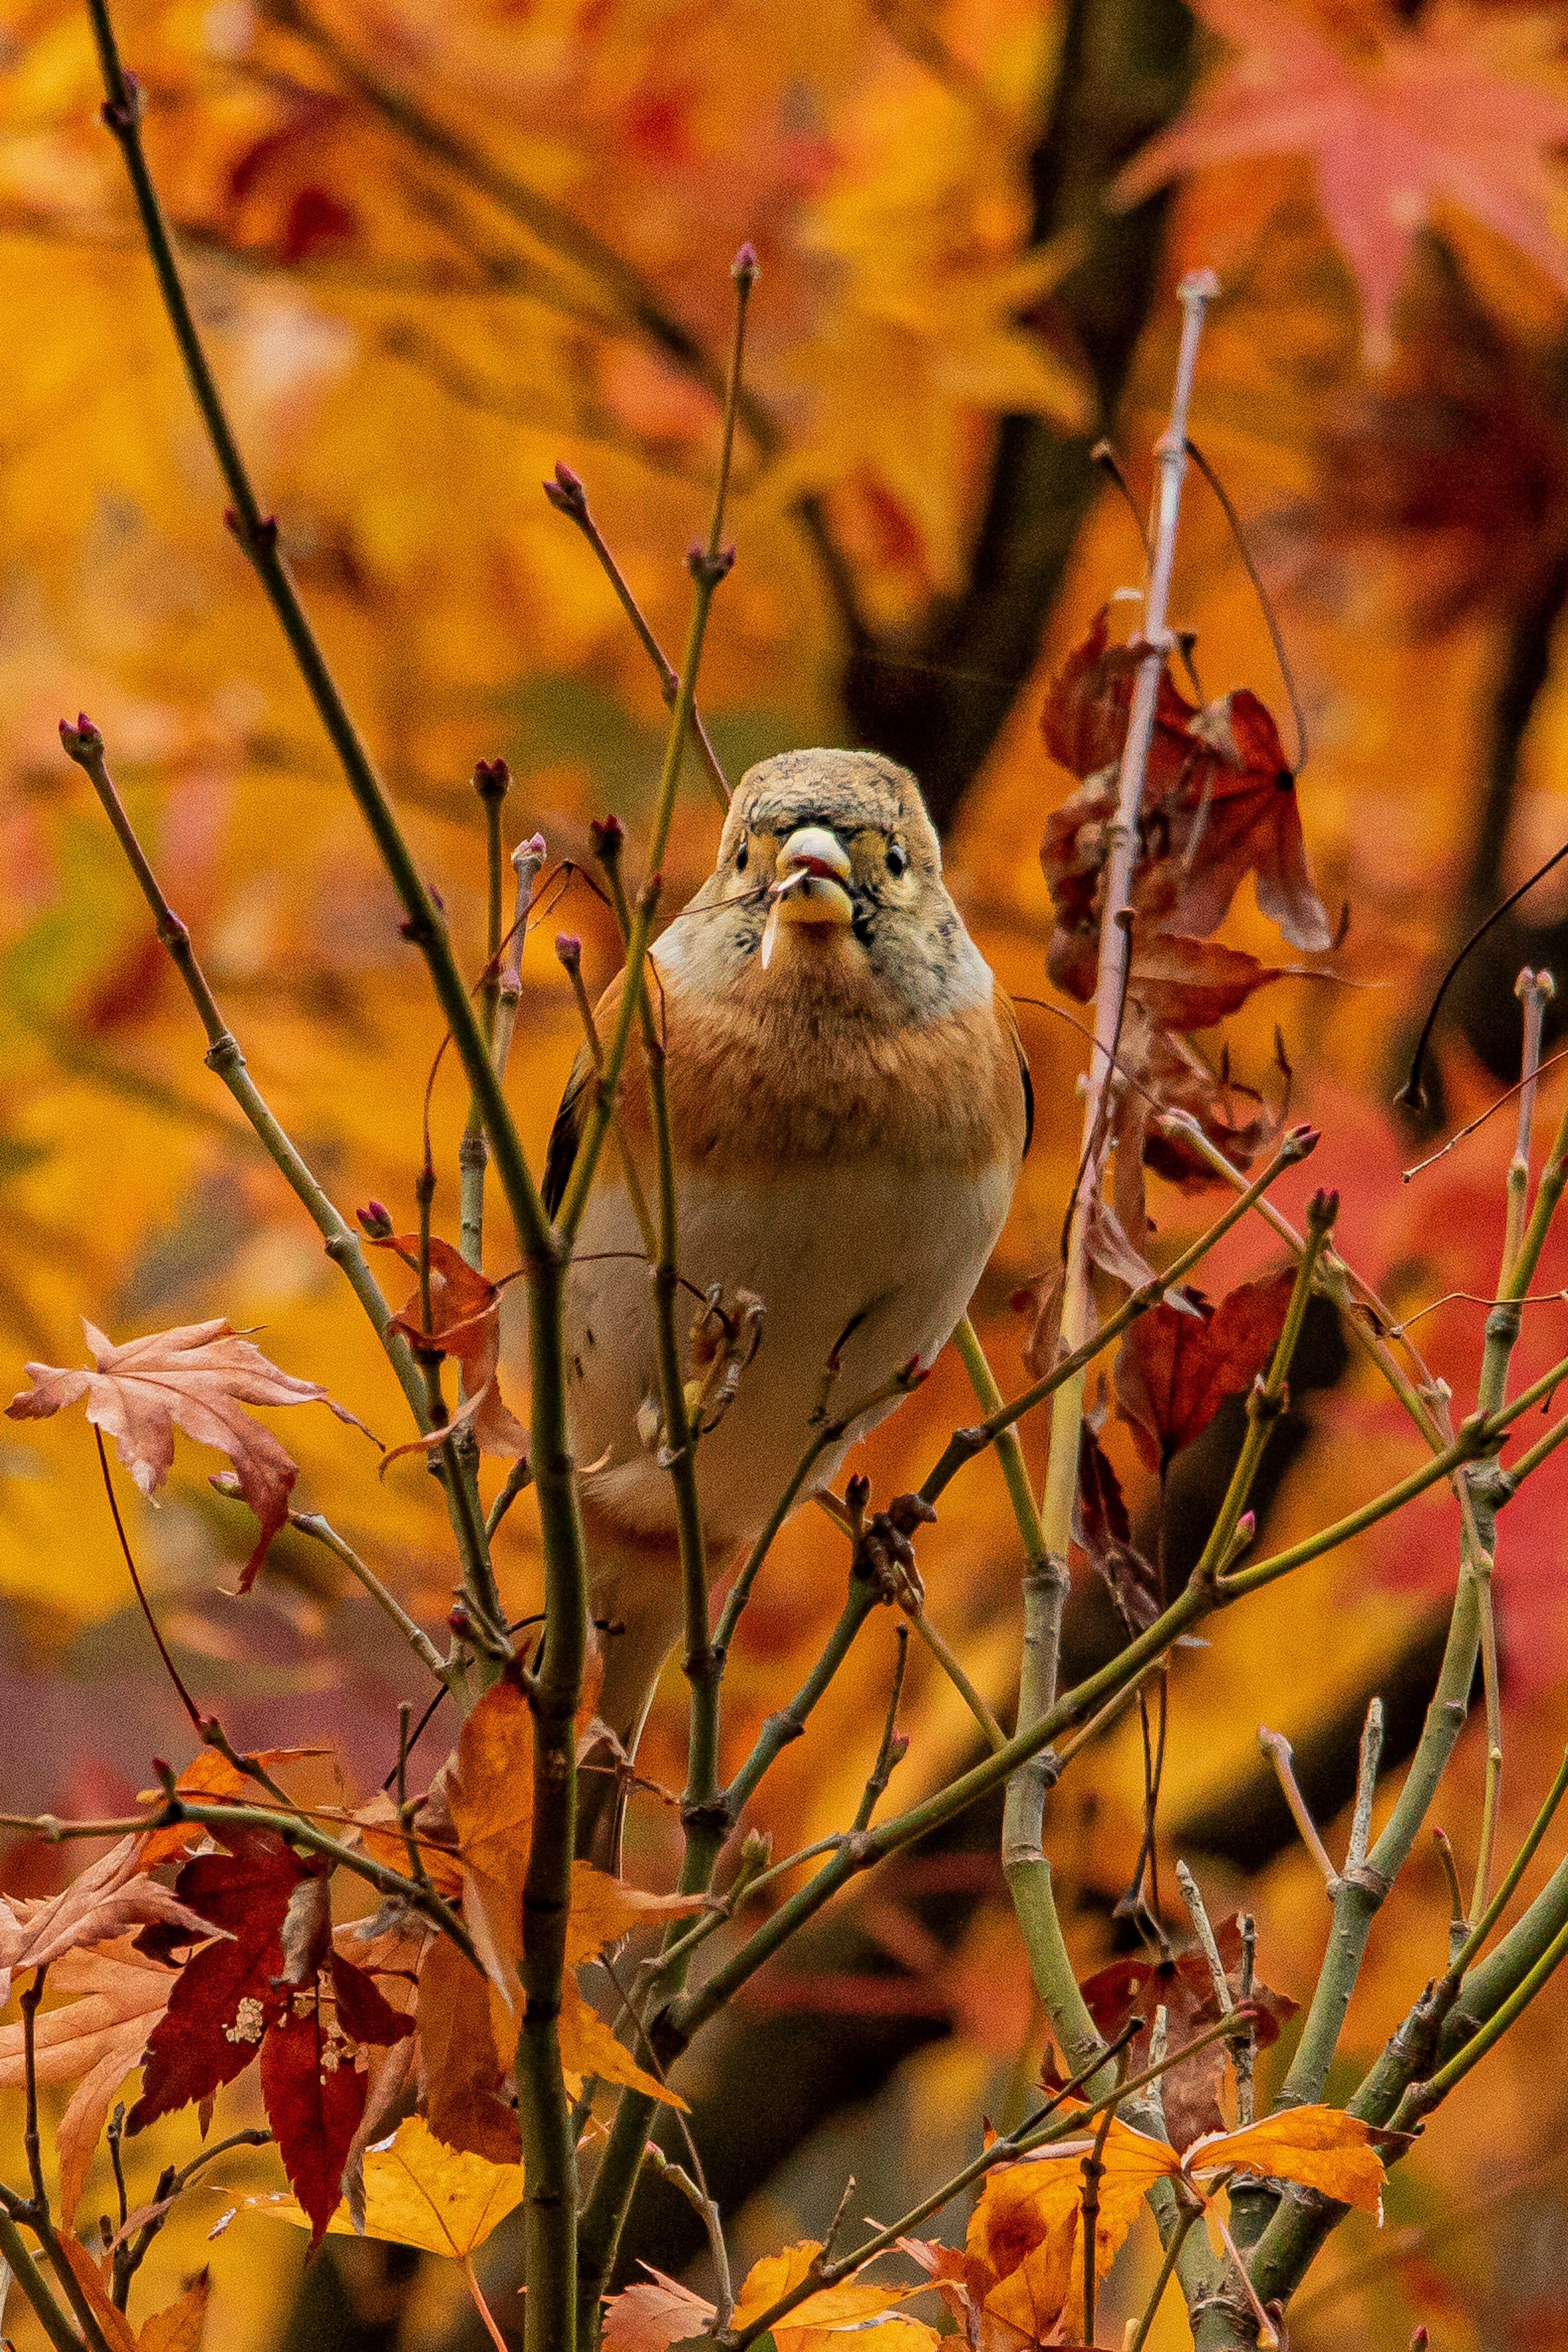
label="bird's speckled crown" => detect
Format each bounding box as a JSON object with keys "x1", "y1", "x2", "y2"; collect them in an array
[{"x1": 719, "y1": 748, "x2": 941, "y2": 866}]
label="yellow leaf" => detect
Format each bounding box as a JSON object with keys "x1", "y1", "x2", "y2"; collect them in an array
[
  {"x1": 445, "y1": 1674, "x2": 535, "y2": 2020},
  {"x1": 241, "y1": 2114, "x2": 525, "y2": 2257},
  {"x1": 969, "y1": 2110, "x2": 1179, "y2": 2341},
  {"x1": 1185, "y1": 2107, "x2": 1389, "y2": 2216},
  {"x1": 732, "y1": 2243, "x2": 827, "y2": 2328}
]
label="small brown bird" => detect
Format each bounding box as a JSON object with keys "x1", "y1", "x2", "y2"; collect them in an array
[{"x1": 542, "y1": 749, "x2": 1031, "y2": 1814}]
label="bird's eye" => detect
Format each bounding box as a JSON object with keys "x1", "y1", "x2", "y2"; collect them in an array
[
  {"x1": 886, "y1": 842, "x2": 908, "y2": 878},
  {"x1": 735, "y1": 833, "x2": 749, "y2": 873}
]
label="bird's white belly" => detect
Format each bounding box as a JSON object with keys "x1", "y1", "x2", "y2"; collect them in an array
[{"x1": 563, "y1": 1153, "x2": 1013, "y2": 1549}]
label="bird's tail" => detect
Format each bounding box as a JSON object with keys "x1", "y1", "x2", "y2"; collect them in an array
[{"x1": 576, "y1": 1499, "x2": 687, "y2": 1871}]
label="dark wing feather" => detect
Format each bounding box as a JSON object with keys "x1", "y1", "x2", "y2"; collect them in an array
[
  {"x1": 1000, "y1": 992, "x2": 1034, "y2": 1158},
  {"x1": 541, "y1": 1052, "x2": 591, "y2": 1220}
]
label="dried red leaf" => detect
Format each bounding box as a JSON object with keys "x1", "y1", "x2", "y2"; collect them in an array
[
  {"x1": 1114, "y1": 1271, "x2": 1297, "y2": 1474},
  {"x1": 260, "y1": 1993, "x2": 371, "y2": 2250},
  {"x1": 1078, "y1": 1922, "x2": 1296, "y2": 2152},
  {"x1": 1040, "y1": 610, "x2": 1330, "y2": 1000},
  {"x1": 128, "y1": 1828, "x2": 315, "y2": 2130},
  {"x1": 372, "y1": 1236, "x2": 528, "y2": 1459},
  {"x1": 1074, "y1": 1428, "x2": 1160, "y2": 1634},
  {"x1": 1127, "y1": 935, "x2": 1286, "y2": 1032}
]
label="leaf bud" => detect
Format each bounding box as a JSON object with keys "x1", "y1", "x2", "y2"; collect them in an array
[
  {"x1": 845, "y1": 1474, "x2": 872, "y2": 1513},
  {"x1": 550, "y1": 460, "x2": 588, "y2": 512},
  {"x1": 739, "y1": 1828, "x2": 772, "y2": 1870},
  {"x1": 59, "y1": 713, "x2": 103, "y2": 760},
  {"x1": 449, "y1": 1601, "x2": 471, "y2": 1635},
  {"x1": 356, "y1": 1200, "x2": 394, "y2": 1239},
  {"x1": 589, "y1": 815, "x2": 626, "y2": 864},
  {"x1": 555, "y1": 933, "x2": 582, "y2": 974},
  {"x1": 731, "y1": 241, "x2": 760, "y2": 290},
  {"x1": 472, "y1": 757, "x2": 511, "y2": 802}
]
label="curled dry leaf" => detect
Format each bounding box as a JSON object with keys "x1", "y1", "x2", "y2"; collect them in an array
[
  {"x1": 604, "y1": 2240, "x2": 938, "y2": 2352},
  {"x1": 1074, "y1": 1426, "x2": 1161, "y2": 1635},
  {"x1": 1114, "y1": 1272, "x2": 1297, "y2": 1474},
  {"x1": 1040, "y1": 607, "x2": 1330, "y2": 1001},
  {"x1": 4, "y1": 1318, "x2": 376, "y2": 1592},
  {"x1": 372, "y1": 1234, "x2": 528, "y2": 1461}
]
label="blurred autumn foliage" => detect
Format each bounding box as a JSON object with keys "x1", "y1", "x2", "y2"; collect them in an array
[{"x1": 9, "y1": 0, "x2": 1568, "y2": 2347}]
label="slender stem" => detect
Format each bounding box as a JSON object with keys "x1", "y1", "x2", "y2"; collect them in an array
[
  {"x1": 460, "y1": 2255, "x2": 512, "y2": 2352},
  {"x1": 1399, "y1": 1911, "x2": 1568, "y2": 2126},
  {"x1": 0, "y1": 2218, "x2": 85, "y2": 2352},
  {"x1": 1080, "y1": 2050, "x2": 1131, "y2": 2349},
  {"x1": 1257, "y1": 1728, "x2": 1340, "y2": 1892},
  {"x1": 81, "y1": 2, "x2": 554, "y2": 1283},
  {"x1": 1454, "y1": 1745, "x2": 1568, "y2": 1978},
  {"x1": 1127, "y1": 2202, "x2": 1204, "y2": 2352},
  {"x1": 231, "y1": 1492, "x2": 453, "y2": 1686},
  {"x1": 58, "y1": 723, "x2": 428, "y2": 1426},
  {"x1": 722, "y1": 1577, "x2": 883, "y2": 1822},
  {"x1": 906, "y1": 1607, "x2": 1007, "y2": 1752},
  {"x1": 544, "y1": 469, "x2": 730, "y2": 810},
  {"x1": 489, "y1": 835, "x2": 550, "y2": 1098},
  {"x1": 853, "y1": 1627, "x2": 909, "y2": 1832}
]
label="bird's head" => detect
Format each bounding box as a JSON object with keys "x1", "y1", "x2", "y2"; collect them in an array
[{"x1": 660, "y1": 748, "x2": 991, "y2": 1023}]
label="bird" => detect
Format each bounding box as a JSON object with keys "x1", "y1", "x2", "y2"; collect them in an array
[{"x1": 540, "y1": 747, "x2": 1032, "y2": 1845}]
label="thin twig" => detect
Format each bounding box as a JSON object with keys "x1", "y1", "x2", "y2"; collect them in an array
[
  {"x1": 93, "y1": 1428, "x2": 201, "y2": 1730},
  {"x1": 853, "y1": 1627, "x2": 910, "y2": 1832},
  {"x1": 1258, "y1": 1728, "x2": 1339, "y2": 1894}
]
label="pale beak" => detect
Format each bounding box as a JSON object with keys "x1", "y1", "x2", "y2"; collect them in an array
[{"x1": 760, "y1": 826, "x2": 855, "y2": 968}]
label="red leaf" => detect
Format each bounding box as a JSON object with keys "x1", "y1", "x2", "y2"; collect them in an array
[
  {"x1": 1040, "y1": 610, "x2": 1330, "y2": 1000},
  {"x1": 1112, "y1": 0, "x2": 1568, "y2": 365},
  {"x1": 328, "y1": 1952, "x2": 416, "y2": 2049},
  {"x1": 1114, "y1": 1272, "x2": 1297, "y2": 1473},
  {"x1": 1078, "y1": 1922, "x2": 1296, "y2": 2152},
  {"x1": 1074, "y1": 1428, "x2": 1160, "y2": 1634},
  {"x1": 260, "y1": 1992, "x2": 370, "y2": 2249},
  {"x1": 128, "y1": 1830, "x2": 314, "y2": 2131}
]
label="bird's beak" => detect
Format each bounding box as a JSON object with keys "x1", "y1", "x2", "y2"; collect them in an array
[{"x1": 761, "y1": 827, "x2": 854, "y2": 968}]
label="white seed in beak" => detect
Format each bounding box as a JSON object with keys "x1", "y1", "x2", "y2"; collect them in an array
[{"x1": 760, "y1": 826, "x2": 855, "y2": 967}]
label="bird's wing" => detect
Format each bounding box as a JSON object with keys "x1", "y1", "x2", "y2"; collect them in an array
[
  {"x1": 541, "y1": 967, "x2": 631, "y2": 1219},
  {"x1": 999, "y1": 990, "x2": 1035, "y2": 1158},
  {"x1": 541, "y1": 1049, "x2": 591, "y2": 1218}
]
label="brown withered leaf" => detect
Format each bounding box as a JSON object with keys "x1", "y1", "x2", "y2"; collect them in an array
[
  {"x1": 5, "y1": 1318, "x2": 375, "y2": 1592},
  {"x1": 136, "y1": 2272, "x2": 211, "y2": 2352},
  {"x1": 372, "y1": 1234, "x2": 528, "y2": 1460},
  {"x1": 0, "y1": 1938, "x2": 177, "y2": 2224},
  {"x1": 1013, "y1": 1262, "x2": 1064, "y2": 1384},
  {"x1": 0, "y1": 1835, "x2": 212, "y2": 2005},
  {"x1": 56, "y1": 2238, "x2": 137, "y2": 2352},
  {"x1": 1040, "y1": 608, "x2": 1330, "y2": 999},
  {"x1": 1074, "y1": 1427, "x2": 1160, "y2": 1634},
  {"x1": 1127, "y1": 934, "x2": 1287, "y2": 1032},
  {"x1": 1114, "y1": 1271, "x2": 1296, "y2": 1474},
  {"x1": 1078, "y1": 1919, "x2": 1297, "y2": 2150}
]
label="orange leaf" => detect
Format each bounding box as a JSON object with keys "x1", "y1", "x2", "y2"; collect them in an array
[
  {"x1": 1185, "y1": 2106, "x2": 1389, "y2": 2216},
  {"x1": 0, "y1": 1835, "x2": 211, "y2": 2005},
  {"x1": 137, "y1": 1748, "x2": 330, "y2": 1869},
  {"x1": 56, "y1": 2237, "x2": 137, "y2": 2352},
  {"x1": 969, "y1": 2111, "x2": 1178, "y2": 2341},
  {"x1": 136, "y1": 2273, "x2": 210, "y2": 2352},
  {"x1": 5, "y1": 1318, "x2": 376, "y2": 1590}
]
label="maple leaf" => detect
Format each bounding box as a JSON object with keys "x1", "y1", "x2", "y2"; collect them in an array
[
  {"x1": 134, "y1": 2274, "x2": 210, "y2": 2352},
  {"x1": 1113, "y1": 0, "x2": 1568, "y2": 365},
  {"x1": 5, "y1": 1318, "x2": 375, "y2": 1591},
  {"x1": 1077, "y1": 1921, "x2": 1297, "y2": 2151},
  {"x1": 1040, "y1": 609, "x2": 1330, "y2": 1001},
  {"x1": 967, "y1": 2115, "x2": 1176, "y2": 2344},
  {"x1": 371, "y1": 1234, "x2": 527, "y2": 1462},
  {"x1": 128, "y1": 1827, "x2": 315, "y2": 2132},
  {"x1": 0, "y1": 1938, "x2": 176, "y2": 2225},
  {"x1": 128, "y1": 1824, "x2": 411, "y2": 2245},
  {"x1": 1074, "y1": 1426, "x2": 1161, "y2": 1635},
  {"x1": 0, "y1": 1833, "x2": 211, "y2": 2005},
  {"x1": 237, "y1": 2111, "x2": 525, "y2": 2256},
  {"x1": 604, "y1": 2243, "x2": 936, "y2": 2352},
  {"x1": 1185, "y1": 2107, "x2": 1392, "y2": 2216},
  {"x1": 1114, "y1": 1272, "x2": 1298, "y2": 1474}
]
